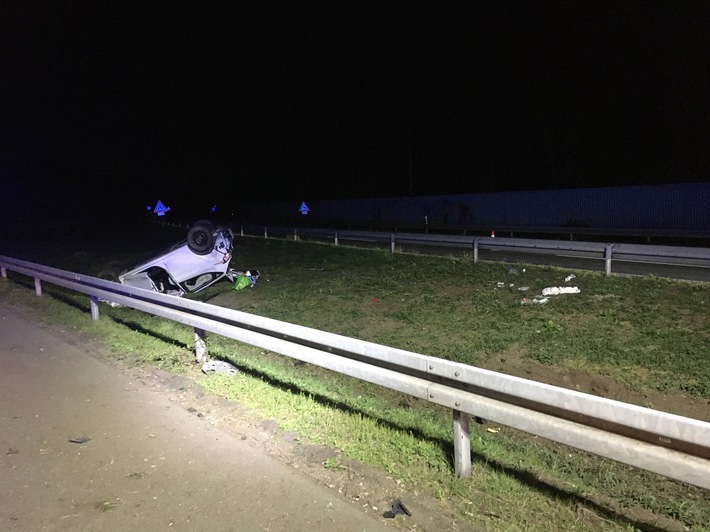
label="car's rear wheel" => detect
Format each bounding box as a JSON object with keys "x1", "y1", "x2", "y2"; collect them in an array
[{"x1": 187, "y1": 220, "x2": 216, "y2": 255}]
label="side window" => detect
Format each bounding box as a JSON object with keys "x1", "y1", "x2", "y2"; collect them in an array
[
  {"x1": 145, "y1": 267, "x2": 180, "y2": 293},
  {"x1": 183, "y1": 272, "x2": 220, "y2": 292}
]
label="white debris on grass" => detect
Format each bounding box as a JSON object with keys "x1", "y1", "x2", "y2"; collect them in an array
[
  {"x1": 521, "y1": 286, "x2": 580, "y2": 304},
  {"x1": 520, "y1": 296, "x2": 549, "y2": 305},
  {"x1": 202, "y1": 360, "x2": 239, "y2": 376},
  {"x1": 542, "y1": 286, "x2": 581, "y2": 296},
  {"x1": 565, "y1": 274, "x2": 576, "y2": 282},
  {"x1": 99, "y1": 299, "x2": 123, "y2": 308}
]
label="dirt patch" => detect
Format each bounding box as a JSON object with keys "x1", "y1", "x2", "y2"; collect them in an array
[{"x1": 484, "y1": 345, "x2": 710, "y2": 422}]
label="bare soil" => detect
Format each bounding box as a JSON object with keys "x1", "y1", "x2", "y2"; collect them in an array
[{"x1": 484, "y1": 344, "x2": 710, "y2": 423}]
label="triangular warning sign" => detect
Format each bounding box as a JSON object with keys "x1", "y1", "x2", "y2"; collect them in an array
[
  {"x1": 154, "y1": 200, "x2": 170, "y2": 216},
  {"x1": 299, "y1": 201, "x2": 310, "y2": 215}
]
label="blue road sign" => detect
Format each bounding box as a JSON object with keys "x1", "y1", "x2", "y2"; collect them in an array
[
  {"x1": 299, "y1": 201, "x2": 310, "y2": 215},
  {"x1": 154, "y1": 200, "x2": 170, "y2": 216}
]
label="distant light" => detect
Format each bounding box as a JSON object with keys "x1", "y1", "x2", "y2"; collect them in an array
[
  {"x1": 211, "y1": 205, "x2": 217, "y2": 212},
  {"x1": 147, "y1": 205, "x2": 151, "y2": 211}
]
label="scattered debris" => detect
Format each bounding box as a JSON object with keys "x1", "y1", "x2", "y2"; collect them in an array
[
  {"x1": 521, "y1": 284, "x2": 580, "y2": 305},
  {"x1": 565, "y1": 274, "x2": 576, "y2": 282},
  {"x1": 201, "y1": 360, "x2": 239, "y2": 376},
  {"x1": 233, "y1": 270, "x2": 260, "y2": 291},
  {"x1": 69, "y1": 436, "x2": 91, "y2": 444},
  {"x1": 520, "y1": 297, "x2": 549, "y2": 305},
  {"x1": 496, "y1": 282, "x2": 505, "y2": 288},
  {"x1": 542, "y1": 286, "x2": 580, "y2": 296},
  {"x1": 518, "y1": 286, "x2": 530, "y2": 291},
  {"x1": 486, "y1": 427, "x2": 500, "y2": 434},
  {"x1": 383, "y1": 499, "x2": 411, "y2": 519},
  {"x1": 99, "y1": 299, "x2": 123, "y2": 308}
]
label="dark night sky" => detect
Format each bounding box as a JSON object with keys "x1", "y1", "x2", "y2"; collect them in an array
[{"x1": 1, "y1": 2, "x2": 709, "y2": 222}]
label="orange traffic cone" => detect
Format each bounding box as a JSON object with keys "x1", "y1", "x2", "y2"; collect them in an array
[{"x1": 491, "y1": 230, "x2": 495, "y2": 238}]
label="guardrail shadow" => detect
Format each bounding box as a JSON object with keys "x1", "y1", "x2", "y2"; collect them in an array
[{"x1": 205, "y1": 349, "x2": 681, "y2": 532}]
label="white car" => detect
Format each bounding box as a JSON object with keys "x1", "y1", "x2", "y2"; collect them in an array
[{"x1": 117, "y1": 220, "x2": 237, "y2": 296}]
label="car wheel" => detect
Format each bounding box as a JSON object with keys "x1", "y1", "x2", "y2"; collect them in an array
[{"x1": 187, "y1": 220, "x2": 216, "y2": 255}]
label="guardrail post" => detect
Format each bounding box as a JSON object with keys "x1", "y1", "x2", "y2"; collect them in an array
[
  {"x1": 472, "y1": 238, "x2": 479, "y2": 263},
  {"x1": 390, "y1": 233, "x2": 395, "y2": 255},
  {"x1": 605, "y1": 244, "x2": 614, "y2": 276},
  {"x1": 294, "y1": 228, "x2": 298, "y2": 240},
  {"x1": 1, "y1": 267, "x2": 6, "y2": 278},
  {"x1": 453, "y1": 410, "x2": 472, "y2": 477},
  {"x1": 194, "y1": 327, "x2": 207, "y2": 363},
  {"x1": 34, "y1": 277, "x2": 42, "y2": 296},
  {"x1": 89, "y1": 296, "x2": 100, "y2": 321},
  {"x1": 264, "y1": 226, "x2": 268, "y2": 239},
  {"x1": 240, "y1": 225, "x2": 244, "y2": 237},
  {"x1": 334, "y1": 230, "x2": 339, "y2": 246}
]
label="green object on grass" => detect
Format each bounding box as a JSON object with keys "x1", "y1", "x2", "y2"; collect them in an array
[{"x1": 233, "y1": 274, "x2": 250, "y2": 291}]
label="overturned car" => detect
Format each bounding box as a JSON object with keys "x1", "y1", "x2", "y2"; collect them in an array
[{"x1": 116, "y1": 220, "x2": 238, "y2": 296}]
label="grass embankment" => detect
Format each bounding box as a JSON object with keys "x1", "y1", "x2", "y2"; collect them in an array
[{"x1": 1, "y1": 228, "x2": 709, "y2": 531}]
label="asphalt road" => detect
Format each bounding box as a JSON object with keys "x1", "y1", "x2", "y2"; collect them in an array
[{"x1": 0, "y1": 303, "x2": 393, "y2": 532}]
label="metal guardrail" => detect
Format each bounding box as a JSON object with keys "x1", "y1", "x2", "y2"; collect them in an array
[
  {"x1": 148, "y1": 219, "x2": 710, "y2": 274},
  {"x1": 388, "y1": 223, "x2": 710, "y2": 243},
  {"x1": 3, "y1": 254, "x2": 710, "y2": 490},
  {"x1": 230, "y1": 224, "x2": 710, "y2": 276}
]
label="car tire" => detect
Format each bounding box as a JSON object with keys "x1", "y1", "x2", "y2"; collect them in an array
[{"x1": 187, "y1": 220, "x2": 216, "y2": 255}]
